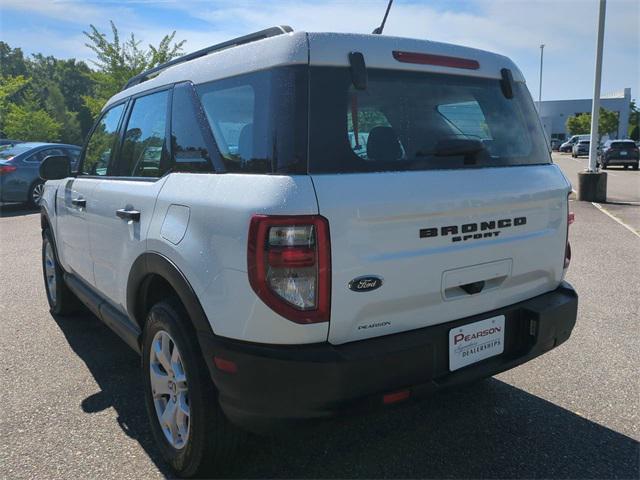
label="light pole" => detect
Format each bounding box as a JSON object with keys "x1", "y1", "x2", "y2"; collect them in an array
[
  {"x1": 538, "y1": 44, "x2": 545, "y2": 111},
  {"x1": 577, "y1": 0, "x2": 607, "y2": 202},
  {"x1": 587, "y1": 0, "x2": 606, "y2": 172}
]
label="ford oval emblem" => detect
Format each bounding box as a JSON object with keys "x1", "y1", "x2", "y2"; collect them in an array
[{"x1": 348, "y1": 276, "x2": 383, "y2": 292}]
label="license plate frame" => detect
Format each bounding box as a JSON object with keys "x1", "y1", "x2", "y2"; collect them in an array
[{"x1": 449, "y1": 315, "x2": 505, "y2": 371}]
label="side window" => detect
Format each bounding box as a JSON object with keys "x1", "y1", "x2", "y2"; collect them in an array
[
  {"x1": 437, "y1": 101, "x2": 492, "y2": 140},
  {"x1": 82, "y1": 104, "x2": 125, "y2": 176},
  {"x1": 119, "y1": 90, "x2": 169, "y2": 177},
  {"x1": 199, "y1": 84, "x2": 256, "y2": 170},
  {"x1": 26, "y1": 148, "x2": 64, "y2": 163},
  {"x1": 65, "y1": 149, "x2": 81, "y2": 170},
  {"x1": 170, "y1": 84, "x2": 214, "y2": 173}
]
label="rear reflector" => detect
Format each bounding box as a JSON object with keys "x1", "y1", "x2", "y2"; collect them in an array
[
  {"x1": 213, "y1": 356, "x2": 238, "y2": 374},
  {"x1": 383, "y1": 389, "x2": 411, "y2": 405},
  {"x1": 392, "y1": 51, "x2": 480, "y2": 70}
]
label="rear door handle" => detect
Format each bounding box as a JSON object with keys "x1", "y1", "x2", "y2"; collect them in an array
[
  {"x1": 71, "y1": 198, "x2": 86, "y2": 208},
  {"x1": 116, "y1": 208, "x2": 140, "y2": 222}
]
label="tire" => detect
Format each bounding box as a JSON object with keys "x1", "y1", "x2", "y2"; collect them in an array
[
  {"x1": 42, "y1": 229, "x2": 81, "y2": 315},
  {"x1": 142, "y1": 299, "x2": 240, "y2": 477},
  {"x1": 633, "y1": 163, "x2": 639, "y2": 170},
  {"x1": 623, "y1": 165, "x2": 629, "y2": 169},
  {"x1": 28, "y1": 180, "x2": 45, "y2": 209},
  {"x1": 601, "y1": 162, "x2": 607, "y2": 170}
]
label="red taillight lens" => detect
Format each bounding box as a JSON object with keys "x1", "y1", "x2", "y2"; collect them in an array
[
  {"x1": 248, "y1": 215, "x2": 331, "y2": 324},
  {"x1": 0, "y1": 163, "x2": 17, "y2": 175},
  {"x1": 392, "y1": 50, "x2": 480, "y2": 70}
]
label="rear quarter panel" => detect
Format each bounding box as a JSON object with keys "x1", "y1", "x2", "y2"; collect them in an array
[{"x1": 147, "y1": 173, "x2": 327, "y2": 344}]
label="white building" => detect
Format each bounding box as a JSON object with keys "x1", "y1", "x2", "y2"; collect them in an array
[{"x1": 538, "y1": 87, "x2": 631, "y2": 141}]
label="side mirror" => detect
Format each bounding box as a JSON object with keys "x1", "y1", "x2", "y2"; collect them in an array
[{"x1": 39, "y1": 155, "x2": 71, "y2": 180}]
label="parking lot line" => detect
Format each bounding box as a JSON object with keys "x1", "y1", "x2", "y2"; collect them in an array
[{"x1": 592, "y1": 202, "x2": 640, "y2": 238}]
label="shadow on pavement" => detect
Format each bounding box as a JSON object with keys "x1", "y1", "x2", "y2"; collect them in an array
[
  {"x1": 52, "y1": 311, "x2": 639, "y2": 479},
  {"x1": 0, "y1": 202, "x2": 38, "y2": 218}
]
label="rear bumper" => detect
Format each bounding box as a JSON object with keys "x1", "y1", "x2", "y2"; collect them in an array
[
  {"x1": 199, "y1": 282, "x2": 578, "y2": 433},
  {"x1": 604, "y1": 156, "x2": 639, "y2": 165}
]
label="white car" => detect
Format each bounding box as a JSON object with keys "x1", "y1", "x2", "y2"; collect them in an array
[{"x1": 39, "y1": 26, "x2": 578, "y2": 477}]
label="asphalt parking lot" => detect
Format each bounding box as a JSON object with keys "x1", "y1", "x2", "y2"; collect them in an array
[{"x1": 1, "y1": 166, "x2": 639, "y2": 478}]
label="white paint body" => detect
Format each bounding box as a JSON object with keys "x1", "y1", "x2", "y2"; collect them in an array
[{"x1": 42, "y1": 31, "x2": 571, "y2": 346}]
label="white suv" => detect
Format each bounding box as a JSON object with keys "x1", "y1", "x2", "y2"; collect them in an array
[{"x1": 39, "y1": 26, "x2": 578, "y2": 477}]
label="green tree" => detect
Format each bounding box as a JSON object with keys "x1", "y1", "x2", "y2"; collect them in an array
[
  {"x1": 0, "y1": 42, "x2": 28, "y2": 77},
  {"x1": 565, "y1": 107, "x2": 620, "y2": 139},
  {"x1": 82, "y1": 21, "x2": 185, "y2": 118},
  {"x1": 4, "y1": 103, "x2": 61, "y2": 141},
  {"x1": 0, "y1": 74, "x2": 29, "y2": 136},
  {"x1": 566, "y1": 113, "x2": 590, "y2": 135},
  {"x1": 629, "y1": 100, "x2": 639, "y2": 141}
]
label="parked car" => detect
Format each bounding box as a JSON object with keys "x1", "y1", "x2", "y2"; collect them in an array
[
  {"x1": 572, "y1": 139, "x2": 590, "y2": 157},
  {"x1": 550, "y1": 139, "x2": 562, "y2": 151},
  {"x1": 38, "y1": 26, "x2": 578, "y2": 477},
  {"x1": 0, "y1": 142, "x2": 81, "y2": 207},
  {"x1": 560, "y1": 134, "x2": 589, "y2": 153},
  {"x1": 598, "y1": 139, "x2": 639, "y2": 170}
]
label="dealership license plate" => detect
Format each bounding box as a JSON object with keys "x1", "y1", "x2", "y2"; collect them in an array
[
  {"x1": 449, "y1": 316, "x2": 505, "y2": 371},
  {"x1": 620, "y1": 151, "x2": 627, "y2": 156}
]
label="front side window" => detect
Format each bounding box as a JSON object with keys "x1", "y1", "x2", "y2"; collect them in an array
[
  {"x1": 118, "y1": 90, "x2": 169, "y2": 177},
  {"x1": 196, "y1": 66, "x2": 307, "y2": 174},
  {"x1": 309, "y1": 68, "x2": 550, "y2": 173},
  {"x1": 82, "y1": 104, "x2": 125, "y2": 176}
]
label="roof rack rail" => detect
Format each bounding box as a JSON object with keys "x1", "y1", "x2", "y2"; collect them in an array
[{"x1": 122, "y1": 25, "x2": 294, "y2": 91}]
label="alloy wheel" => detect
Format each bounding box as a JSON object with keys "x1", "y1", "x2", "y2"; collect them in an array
[
  {"x1": 32, "y1": 183, "x2": 44, "y2": 205},
  {"x1": 150, "y1": 330, "x2": 190, "y2": 449}
]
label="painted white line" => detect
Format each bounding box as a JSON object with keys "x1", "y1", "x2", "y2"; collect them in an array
[{"x1": 592, "y1": 202, "x2": 640, "y2": 239}]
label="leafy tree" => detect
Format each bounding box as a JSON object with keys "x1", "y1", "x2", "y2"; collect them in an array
[
  {"x1": 0, "y1": 75, "x2": 29, "y2": 136},
  {"x1": 566, "y1": 108, "x2": 619, "y2": 139},
  {"x1": 83, "y1": 21, "x2": 185, "y2": 118},
  {"x1": 629, "y1": 100, "x2": 639, "y2": 141},
  {"x1": 0, "y1": 42, "x2": 28, "y2": 77},
  {"x1": 566, "y1": 114, "x2": 590, "y2": 135},
  {"x1": 4, "y1": 103, "x2": 61, "y2": 141}
]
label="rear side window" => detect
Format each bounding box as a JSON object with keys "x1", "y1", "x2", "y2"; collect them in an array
[
  {"x1": 170, "y1": 84, "x2": 214, "y2": 173},
  {"x1": 196, "y1": 66, "x2": 307, "y2": 174},
  {"x1": 118, "y1": 90, "x2": 169, "y2": 177},
  {"x1": 82, "y1": 103, "x2": 125, "y2": 176},
  {"x1": 309, "y1": 68, "x2": 550, "y2": 173},
  {"x1": 611, "y1": 141, "x2": 634, "y2": 148},
  {"x1": 27, "y1": 148, "x2": 64, "y2": 163}
]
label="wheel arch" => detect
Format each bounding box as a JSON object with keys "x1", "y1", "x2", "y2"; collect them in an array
[{"x1": 127, "y1": 252, "x2": 213, "y2": 337}]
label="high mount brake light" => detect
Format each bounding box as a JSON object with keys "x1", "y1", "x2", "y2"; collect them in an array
[
  {"x1": 248, "y1": 215, "x2": 331, "y2": 324},
  {"x1": 392, "y1": 51, "x2": 480, "y2": 70}
]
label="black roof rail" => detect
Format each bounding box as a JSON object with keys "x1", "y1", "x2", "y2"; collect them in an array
[{"x1": 122, "y1": 25, "x2": 294, "y2": 91}]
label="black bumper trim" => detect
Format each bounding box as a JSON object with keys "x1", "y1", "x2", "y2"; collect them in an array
[{"x1": 198, "y1": 282, "x2": 578, "y2": 433}]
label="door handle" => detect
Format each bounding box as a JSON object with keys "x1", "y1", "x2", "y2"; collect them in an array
[
  {"x1": 116, "y1": 208, "x2": 140, "y2": 222},
  {"x1": 71, "y1": 198, "x2": 86, "y2": 207}
]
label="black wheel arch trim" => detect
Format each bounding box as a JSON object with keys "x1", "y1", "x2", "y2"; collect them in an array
[{"x1": 127, "y1": 252, "x2": 214, "y2": 337}]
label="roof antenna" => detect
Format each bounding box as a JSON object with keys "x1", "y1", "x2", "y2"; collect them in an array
[{"x1": 372, "y1": 0, "x2": 393, "y2": 34}]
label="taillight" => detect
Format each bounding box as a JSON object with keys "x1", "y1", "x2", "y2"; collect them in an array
[
  {"x1": 0, "y1": 163, "x2": 17, "y2": 175},
  {"x1": 247, "y1": 215, "x2": 331, "y2": 324},
  {"x1": 565, "y1": 211, "x2": 575, "y2": 269}
]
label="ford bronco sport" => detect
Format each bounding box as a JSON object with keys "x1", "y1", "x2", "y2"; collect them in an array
[{"x1": 39, "y1": 26, "x2": 578, "y2": 477}]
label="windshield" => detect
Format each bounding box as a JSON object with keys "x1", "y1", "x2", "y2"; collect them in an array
[
  {"x1": 0, "y1": 145, "x2": 33, "y2": 160},
  {"x1": 308, "y1": 68, "x2": 550, "y2": 173},
  {"x1": 611, "y1": 141, "x2": 634, "y2": 148}
]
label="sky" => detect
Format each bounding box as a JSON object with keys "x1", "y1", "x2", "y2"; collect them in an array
[{"x1": 1, "y1": 0, "x2": 638, "y2": 101}]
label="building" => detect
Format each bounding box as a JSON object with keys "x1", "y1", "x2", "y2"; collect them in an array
[{"x1": 538, "y1": 87, "x2": 631, "y2": 142}]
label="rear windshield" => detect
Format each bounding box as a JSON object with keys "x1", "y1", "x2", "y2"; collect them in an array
[
  {"x1": 611, "y1": 141, "x2": 634, "y2": 148},
  {"x1": 308, "y1": 68, "x2": 550, "y2": 173},
  {"x1": 0, "y1": 144, "x2": 32, "y2": 159}
]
